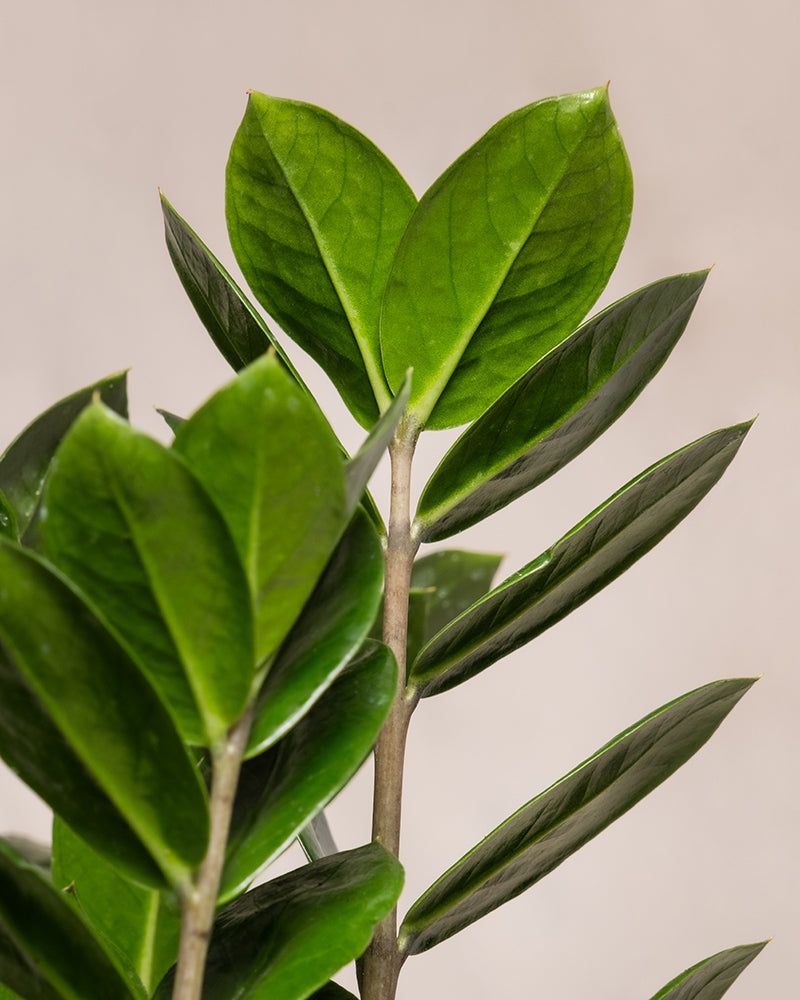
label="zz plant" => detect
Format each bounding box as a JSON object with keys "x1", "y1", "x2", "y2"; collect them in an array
[{"x1": 0, "y1": 87, "x2": 765, "y2": 1000}]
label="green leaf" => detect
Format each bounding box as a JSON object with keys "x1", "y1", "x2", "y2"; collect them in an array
[
  {"x1": 417, "y1": 272, "x2": 709, "y2": 540},
  {"x1": 0, "y1": 372, "x2": 127, "y2": 539},
  {"x1": 52, "y1": 819, "x2": 181, "y2": 995},
  {"x1": 307, "y1": 984, "x2": 358, "y2": 1000},
  {"x1": 226, "y1": 92, "x2": 417, "y2": 427},
  {"x1": 174, "y1": 353, "x2": 348, "y2": 666},
  {"x1": 247, "y1": 507, "x2": 384, "y2": 757},
  {"x1": 0, "y1": 837, "x2": 145, "y2": 1000},
  {"x1": 43, "y1": 402, "x2": 254, "y2": 747},
  {"x1": 221, "y1": 641, "x2": 396, "y2": 902},
  {"x1": 297, "y1": 813, "x2": 338, "y2": 863},
  {"x1": 410, "y1": 421, "x2": 752, "y2": 697},
  {"x1": 381, "y1": 87, "x2": 633, "y2": 429},
  {"x1": 399, "y1": 677, "x2": 756, "y2": 956},
  {"x1": 155, "y1": 844, "x2": 403, "y2": 1000},
  {"x1": 647, "y1": 942, "x2": 767, "y2": 1000},
  {"x1": 410, "y1": 550, "x2": 503, "y2": 642},
  {"x1": 161, "y1": 192, "x2": 304, "y2": 382},
  {"x1": 0, "y1": 492, "x2": 16, "y2": 541},
  {"x1": 0, "y1": 540, "x2": 209, "y2": 887}
]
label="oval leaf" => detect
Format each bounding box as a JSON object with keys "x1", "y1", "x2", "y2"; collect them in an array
[
  {"x1": 417, "y1": 272, "x2": 709, "y2": 540},
  {"x1": 222, "y1": 641, "x2": 396, "y2": 902},
  {"x1": 381, "y1": 87, "x2": 633, "y2": 429},
  {"x1": 410, "y1": 422, "x2": 753, "y2": 697},
  {"x1": 647, "y1": 942, "x2": 767, "y2": 1000},
  {"x1": 43, "y1": 402, "x2": 254, "y2": 746},
  {"x1": 226, "y1": 92, "x2": 417, "y2": 427},
  {"x1": 0, "y1": 540, "x2": 209, "y2": 887},
  {"x1": 155, "y1": 844, "x2": 404, "y2": 1000},
  {"x1": 399, "y1": 677, "x2": 756, "y2": 956},
  {"x1": 174, "y1": 353, "x2": 348, "y2": 666},
  {"x1": 0, "y1": 837, "x2": 145, "y2": 1000}
]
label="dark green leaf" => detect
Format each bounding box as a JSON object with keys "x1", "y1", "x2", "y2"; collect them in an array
[
  {"x1": 399, "y1": 678, "x2": 755, "y2": 956},
  {"x1": 0, "y1": 373, "x2": 127, "y2": 538},
  {"x1": 247, "y1": 507, "x2": 384, "y2": 757},
  {"x1": 0, "y1": 492, "x2": 16, "y2": 541},
  {"x1": 43, "y1": 402, "x2": 254, "y2": 747},
  {"x1": 226, "y1": 92, "x2": 417, "y2": 427},
  {"x1": 0, "y1": 839, "x2": 48, "y2": 873},
  {"x1": 307, "y1": 984, "x2": 358, "y2": 1000},
  {"x1": 417, "y1": 272, "x2": 709, "y2": 540},
  {"x1": 155, "y1": 844, "x2": 403, "y2": 1000},
  {"x1": 174, "y1": 353, "x2": 347, "y2": 666},
  {"x1": 297, "y1": 813, "x2": 338, "y2": 863},
  {"x1": 161, "y1": 193, "x2": 304, "y2": 382},
  {"x1": 410, "y1": 550, "x2": 503, "y2": 642},
  {"x1": 222, "y1": 641, "x2": 396, "y2": 902},
  {"x1": 52, "y1": 819, "x2": 181, "y2": 995},
  {"x1": 0, "y1": 540, "x2": 209, "y2": 887},
  {"x1": 0, "y1": 837, "x2": 145, "y2": 1000},
  {"x1": 410, "y1": 422, "x2": 752, "y2": 697},
  {"x1": 155, "y1": 408, "x2": 185, "y2": 434},
  {"x1": 381, "y1": 88, "x2": 632, "y2": 429},
  {"x1": 647, "y1": 942, "x2": 767, "y2": 1000}
]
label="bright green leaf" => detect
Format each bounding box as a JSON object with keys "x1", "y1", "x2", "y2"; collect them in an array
[
  {"x1": 381, "y1": 88, "x2": 633, "y2": 429},
  {"x1": 0, "y1": 837, "x2": 146, "y2": 1000},
  {"x1": 0, "y1": 540, "x2": 209, "y2": 887},
  {"x1": 52, "y1": 819, "x2": 181, "y2": 995},
  {"x1": 647, "y1": 942, "x2": 767, "y2": 1000},
  {"x1": 417, "y1": 272, "x2": 709, "y2": 540},
  {"x1": 226, "y1": 92, "x2": 417, "y2": 427},
  {"x1": 399, "y1": 678, "x2": 755, "y2": 956},
  {"x1": 43, "y1": 402, "x2": 254, "y2": 746},
  {"x1": 410, "y1": 422, "x2": 752, "y2": 696},
  {"x1": 221, "y1": 641, "x2": 396, "y2": 902},
  {"x1": 247, "y1": 507, "x2": 384, "y2": 757},
  {"x1": 155, "y1": 844, "x2": 404, "y2": 1000},
  {"x1": 174, "y1": 353, "x2": 348, "y2": 666},
  {"x1": 0, "y1": 373, "x2": 127, "y2": 539}
]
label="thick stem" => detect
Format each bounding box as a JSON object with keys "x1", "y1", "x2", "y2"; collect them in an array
[
  {"x1": 172, "y1": 707, "x2": 254, "y2": 1000},
  {"x1": 361, "y1": 424, "x2": 420, "y2": 1000}
]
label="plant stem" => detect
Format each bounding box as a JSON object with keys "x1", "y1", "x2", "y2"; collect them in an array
[
  {"x1": 172, "y1": 706, "x2": 254, "y2": 1000},
  {"x1": 361, "y1": 422, "x2": 420, "y2": 1000}
]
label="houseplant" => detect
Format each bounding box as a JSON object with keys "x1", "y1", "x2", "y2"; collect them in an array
[{"x1": 0, "y1": 86, "x2": 765, "y2": 1000}]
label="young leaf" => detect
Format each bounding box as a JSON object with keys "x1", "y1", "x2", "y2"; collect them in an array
[
  {"x1": 221, "y1": 641, "x2": 396, "y2": 902},
  {"x1": 226, "y1": 92, "x2": 417, "y2": 427},
  {"x1": 0, "y1": 372, "x2": 127, "y2": 539},
  {"x1": 43, "y1": 401, "x2": 255, "y2": 747},
  {"x1": 247, "y1": 507, "x2": 384, "y2": 757},
  {"x1": 646, "y1": 942, "x2": 767, "y2": 1000},
  {"x1": 0, "y1": 540, "x2": 209, "y2": 887},
  {"x1": 52, "y1": 819, "x2": 181, "y2": 996},
  {"x1": 417, "y1": 272, "x2": 709, "y2": 540},
  {"x1": 399, "y1": 677, "x2": 756, "y2": 956},
  {"x1": 155, "y1": 844, "x2": 404, "y2": 1000},
  {"x1": 174, "y1": 353, "x2": 348, "y2": 666},
  {"x1": 0, "y1": 837, "x2": 146, "y2": 1000},
  {"x1": 410, "y1": 421, "x2": 752, "y2": 697},
  {"x1": 381, "y1": 87, "x2": 633, "y2": 429},
  {"x1": 161, "y1": 193, "x2": 303, "y2": 382}
]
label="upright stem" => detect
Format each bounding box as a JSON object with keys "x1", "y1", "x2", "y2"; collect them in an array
[
  {"x1": 361, "y1": 422, "x2": 420, "y2": 1000},
  {"x1": 172, "y1": 706, "x2": 254, "y2": 1000}
]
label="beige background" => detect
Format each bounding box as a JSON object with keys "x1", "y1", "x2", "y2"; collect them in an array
[{"x1": 1, "y1": 1, "x2": 797, "y2": 997}]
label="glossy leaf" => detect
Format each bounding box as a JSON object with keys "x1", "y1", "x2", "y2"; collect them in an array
[
  {"x1": 399, "y1": 677, "x2": 755, "y2": 956},
  {"x1": 307, "y1": 984, "x2": 358, "y2": 1000},
  {"x1": 410, "y1": 421, "x2": 752, "y2": 696},
  {"x1": 381, "y1": 87, "x2": 633, "y2": 429},
  {"x1": 417, "y1": 272, "x2": 709, "y2": 540},
  {"x1": 247, "y1": 506, "x2": 384, "y2": 757},
  {"x1": 155, "y1": 844, "x2": 403, "y2": 1000},
  {"x1": 0, "y1": 492, "x2": 16, "y2": 540},
  {"x1": 226, "y1": 92, "x2": 417, "y2": 427},
  {"x1": 174, "y1": 353, "x2": 347, "y2": 665},
  {"x1": 647, "y1": 942, "x2": 767, "y2": 1000},
  {"x1": 298, "y1": 813, "x2": 338, "y2": 863},
  {"x1": 222, "y1": 641, "x2": 396, "y2": 902},
  {"x1": 52, "y1": 819, "x2": 181, "y2": 995},
  {"x1": 0, "y1": 372, "x2": 127, "y2": 539},
  {"x1": 161, "y1": 193, "x2": 303, "y2": 382},
  {"x1": 43, "y1": 402, "x2": 254, "y2": 746},
  {"x1": 0, "y1": 837, "x2": 145, "y2": 1000},
  {"x1": 410, "y1": 550, "x2": 503, "y2": 642},
  {"x1": 0, "y1": 539, "x2": 209, "y2": 887}
]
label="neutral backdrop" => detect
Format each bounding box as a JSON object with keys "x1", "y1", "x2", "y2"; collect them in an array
[{"x1": 1, "y1": 2, "x2": 797, "y2": 998}]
